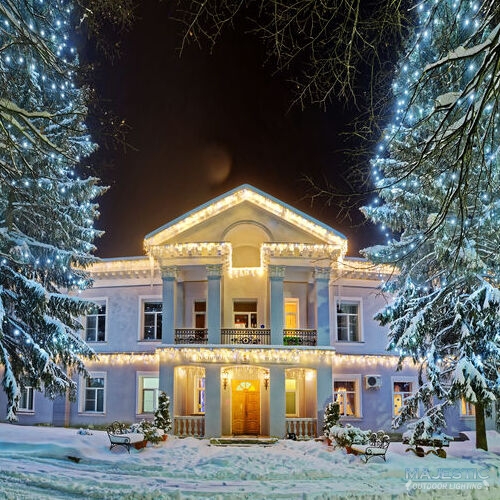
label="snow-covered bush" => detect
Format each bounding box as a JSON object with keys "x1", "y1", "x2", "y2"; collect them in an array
[
  {"x1": 154, "y1": 392, "x2": 172, "y2": 433},
  {"x1": 328, "y1": 424, "x2": 370, "y2": 448},
  {"x1": 322, "y1": 402, "x2": 340, "y2": 436},
  {"x1": 130, "y1": 420, "x2": 162, "y2": 444}
]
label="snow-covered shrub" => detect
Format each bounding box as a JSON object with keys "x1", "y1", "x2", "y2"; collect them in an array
[
  {"x1": 328, "y1": 424, "x2": 370, "y2": 448},
  {"x1": 322, "y1": 402, "x2": 340, "y2": 436},
  {"x1": 130, "y1": 420, "x2": 162, "y2": 444}
]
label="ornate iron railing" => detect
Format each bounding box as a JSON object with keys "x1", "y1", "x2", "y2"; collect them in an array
[
  {"x1": 220, "y1": 328, "x2": 271, "y2": 345},
  {"x1": 174, "y1": 416, "x2": 205, "y2": 437},
  {"x1": 283, "y1": 329, "x2": 317, "y2": 346},
  {"x1": 175, "y1": 329, "x2": 208, "y2": 344},
  {"x1": 286, "y1": 418, "x2": 317, "y2": 440}
]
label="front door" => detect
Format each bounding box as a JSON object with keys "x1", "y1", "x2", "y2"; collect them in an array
[{"x1": 232, "y1": 380, "x2": 260, "y2": 435}]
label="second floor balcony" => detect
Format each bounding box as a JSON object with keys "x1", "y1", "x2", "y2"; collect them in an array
[{"x1": 174, "y1": 328, "x2": 317, "y2": 346}]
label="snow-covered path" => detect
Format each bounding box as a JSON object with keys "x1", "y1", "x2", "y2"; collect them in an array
[{"x1": 1, "y1": 424, "x2": 499, "y2": 499}]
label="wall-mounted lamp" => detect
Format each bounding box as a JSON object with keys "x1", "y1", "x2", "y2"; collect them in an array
[
  {"x1": 264, "y1": 372, "x2": 270, "y2": 391},
  {"x1": 222, "y1": 370, "x2": 229, "y2": 390}
]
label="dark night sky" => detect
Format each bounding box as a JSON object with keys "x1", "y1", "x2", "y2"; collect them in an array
[{"x1": 91, "y1": 2, "x2": 378, "y2": 259}]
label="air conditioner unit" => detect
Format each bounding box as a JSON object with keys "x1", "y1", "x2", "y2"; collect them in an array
[{"x1": 364, "y1": 375, "x2": 382, "y2": 390}]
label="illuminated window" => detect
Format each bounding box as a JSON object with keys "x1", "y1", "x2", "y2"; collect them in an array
[
  {"x1": 285, "y1": 378, "x2": 297, "y2": 416},
  {"x1": 83, "y1": 373, "x2": 105, "y2": 413},
  {"x1": 336, "y1": 301, "x2": 360, "y2": 341},
  {"x1": 334, "y1": 380, "x2": 358, "y2": 417},
  {"x1": 85, "y1": 302, "x2": 106, "y2": 342},
  {"x1": 233, "y1": 300, "x2": 257, "y2": 328},
  {"x1": 195, "y1": 376, "x2": 206, "y2": 413},
  {"x1": 393, "y1": 381, "x2": 414, "y2": 417},
  {"x1": 461, "y1": 399, "x2": 475, "y2": 417},
  {"x1": 284, "y1": 299, "x2": 299, "y2": 329},
  {"x1": 143, "y1": 302, "x2": 162, "y2": 340},
  {"x1": 194, "y1": 300, "x2": 206, "y2": 328},
  {"x1": 19, "y1": 387, "x2": 34, "y2": 412},
  {"x1": 138, "y1": 375, "x2": 159, "y2": 413}
]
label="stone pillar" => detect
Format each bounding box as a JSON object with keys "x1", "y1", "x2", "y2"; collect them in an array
[
  {"x1": 204, "y1": 365, "x2": 222, "y2": 437},
  {"x1": 316, "y1": 365, "x2": 333, "y2": 434},
  {"x1": 269, "y1": 265, "x2": 285, "y2": 345},
  {"x1": 159, "y1": 363, "x2": 175, "y2": 417},
  {"x1": 161, "y1": 266, "x2": 177, "y2": 345},
  {"x1": 269, "y1": 365, "x2": 286, "y2": 438},
  {"x1": 176, "y1": 279, "x2": 184, "y2": 328},
  {"x1": 314, "y1": 267, "x2": 331, "y2": 346},
  {"x1": 206, "y1": 264, "x2": 222, "y2": 344}
]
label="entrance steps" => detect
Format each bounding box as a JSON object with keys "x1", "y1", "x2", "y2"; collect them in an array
[{"x1": 210, "y1": 436, "x2": 279, "y2": 446}]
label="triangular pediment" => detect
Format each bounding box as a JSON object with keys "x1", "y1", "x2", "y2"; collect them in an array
[{"x1": 144, "y1": 185, "x2": 347, "y2": 250}]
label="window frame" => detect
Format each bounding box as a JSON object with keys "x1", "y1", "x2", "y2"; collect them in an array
[
  {"x1": 333, "y1": 374, "x2": 362, "y2": 418},
  {"x1": 139, "y1": 296, "x2": 163, "y2": 341},
  {"x1": 391, "y1": 376, "x2": 418, "y2": 418},
  {"x1": 84, "y1": 298, "x2": 107, "y2": 343},
  {"x1": 18, "y1": 386, "x2": 35, "y2": 413},
  {"x1": 80, "y1": 371, "x2": 106, "y2": 414},
  {"x1": 284, "y1": 298, "x2": 299, "y2": 329},
  {"x1": 460, "y1": 398, "x2": 476, "y2": 417},
  {"x1": 193, "y1": 374, "x2": 206, "y2": 414},
  {"x1": 193, "y1": 299, "x2": 207, "y2": 329},
  {"x1": 232, "y1": 299, "x2": 258, "y2": 328},
  {"x1": 136, "y1": 372, "x2": 160, "y2": 415},
  {"x1": 334, "y1": 297, "x2": 363, "y2": 342}
]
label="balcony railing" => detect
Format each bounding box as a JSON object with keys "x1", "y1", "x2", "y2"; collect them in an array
[
  {"x1": 175, "y1": 329, "x2": 208, "y2": 344},
  {"x1": 173, "y1": 328, "x2": 317, "y2": 345},
  {"x1": 174, "y1": 415, "x2": 205, "y2": 437},
  {"x1": 221, "y1": 328, "x2": 271, "y2": 345},
  {"x1": 283, "y1": 329, "x2": 317, "y2": 346},
  {"x1": 286, "y1": 418, "x2": 317, "y2": 440}
]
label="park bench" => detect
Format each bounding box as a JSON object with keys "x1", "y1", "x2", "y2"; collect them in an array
[
  {"x1": 106, "y1": 421, "x2": 146, "y2": 453},
  {"x1": 350, "y1": 431, "x2": 390, "y2": 463}
]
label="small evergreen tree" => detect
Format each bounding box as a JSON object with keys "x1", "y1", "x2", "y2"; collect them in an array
[
  {"x1": 154, "y1": 392, "x2": 172, "y2": 433},
  {"x1": 323, "y1": 402, "x2": 340, "y2": 435}
]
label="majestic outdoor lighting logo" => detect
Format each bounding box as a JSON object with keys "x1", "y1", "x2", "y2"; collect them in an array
[{"x1": 405, "y1": 467, "x2": 490, "y2": 493}]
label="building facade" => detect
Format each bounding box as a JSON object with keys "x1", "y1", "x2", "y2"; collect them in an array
[{"x1": 1, "y1": 185, "x2": 492, "y2": 437}]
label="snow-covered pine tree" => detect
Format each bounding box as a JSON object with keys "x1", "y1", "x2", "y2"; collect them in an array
[
  {"x1": 323, "y1": 402, "x2": 340, "y2": 436},
  {"x1": 0, "y1": 1, "x2": 105, "y2": 420},
  {"x1": 154, "y1": 392, "x2": 172, "y2": 433},
  {"x1": 362, "y1": 0, "x2": 500, "y2": 450}
]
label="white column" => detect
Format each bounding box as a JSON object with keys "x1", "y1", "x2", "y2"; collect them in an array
[
  {"x1": 159, "y1": 363, "x2": 175, "y2": 417},
  {"x1": 316, "y1": 365, "x2": 333, "y2": 434},
  {"x1": 269, "y1": 365, "x2": 286, "y2": 438},
  {"x1": 314, "y1": 267, "x2": 331, "y2": 346},
  {"x1": 207, "y1": 264, "x2": 222, "y2": 344},
  {"x1": 204, "y1": 365, "x2": 221, "y2": 437},
  {"x1": 269, "y1": 265, "x2": 285, "y2": 345},
  {"x1": 161, "y1": 266, "x2": 177, "y2": 345}
]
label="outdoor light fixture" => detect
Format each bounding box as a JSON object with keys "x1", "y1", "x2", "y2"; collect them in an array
[
  {"x1": 264, "y1": 372, "x2": 270, "y2": 391},
  {"x1": 222, "y1": 370, "x2": 229, "y2": 390}
]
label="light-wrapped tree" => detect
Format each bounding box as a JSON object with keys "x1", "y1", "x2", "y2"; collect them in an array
[
  {"x1": 0, "y1": 0, "x2": 107, "y2": 420},
  {"x1": 362, "y1": 0, "x2": 500, "y2": 450}
]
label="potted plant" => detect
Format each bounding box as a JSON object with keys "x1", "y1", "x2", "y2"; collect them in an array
[{"x1": 154, "y1": 391, "x2": 172, "y2": 441}]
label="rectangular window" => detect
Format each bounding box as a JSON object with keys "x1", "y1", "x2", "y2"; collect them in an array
[
  {"x1": 84, "y1": 375, "x2": 105, "y2": 413},
  {"x1": 284, "y1": 299, "x2": 298, "y2": 329},
  {"x1": 18, "y1": 387, "x2": 34, "y2": 412},
  {"x1": 195, "y1": 376, "x2": 206, "y2": 413},
  {"x1": 143, "y1": 302, "x2": 162, "y2": 340},
  {"x1": 86, "y1": 303, "x2": 106, "y2": 342},
  {"x1": 233, "y1": 300, "x2": 257, "y2": 328},
  {"x1": 138, "y1": 375, "x2": 159, "y2": 413},
  {"x1": 336, "y1": 301, "x2": 360, "y2": 341},
  {"x1": 393, "y1": 381, "x2": 414, "y2": 417},
  {"x1": 285, "y1": 378, "x2": 297, "y2": 416},
  {"x1": 194, "y1": 300, "x2": 206, "y2": 329},
  {"x1": 461, "y1": 398, "x2": 476, "y2": 417},
  {"x1": 334, "y1": 380, "x2": 357, "y2": 417}
]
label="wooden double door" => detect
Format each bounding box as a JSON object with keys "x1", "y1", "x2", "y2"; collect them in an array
[{"x1": 231, "y1": 379, "x2": 260, "y2": 435}]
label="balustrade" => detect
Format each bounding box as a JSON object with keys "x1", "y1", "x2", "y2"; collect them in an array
[
  {"x1": 174, "y1": 416, "x2": 205, "y2": 437},
  {"x1": 286, "y1": 418, "x2": 317, "y2": 440}
]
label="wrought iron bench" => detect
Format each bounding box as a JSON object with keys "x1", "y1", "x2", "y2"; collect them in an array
[
  {"x1": 350, "y1": 431, "x2": 390, "y2": 463},
  {"x1": 106, "y1": 421, "x2": 145, "y2": 453}
]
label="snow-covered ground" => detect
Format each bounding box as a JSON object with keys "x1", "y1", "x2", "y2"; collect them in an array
[{"x1": 0, "y1": 424, "x2": 499, "y2": 499}]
